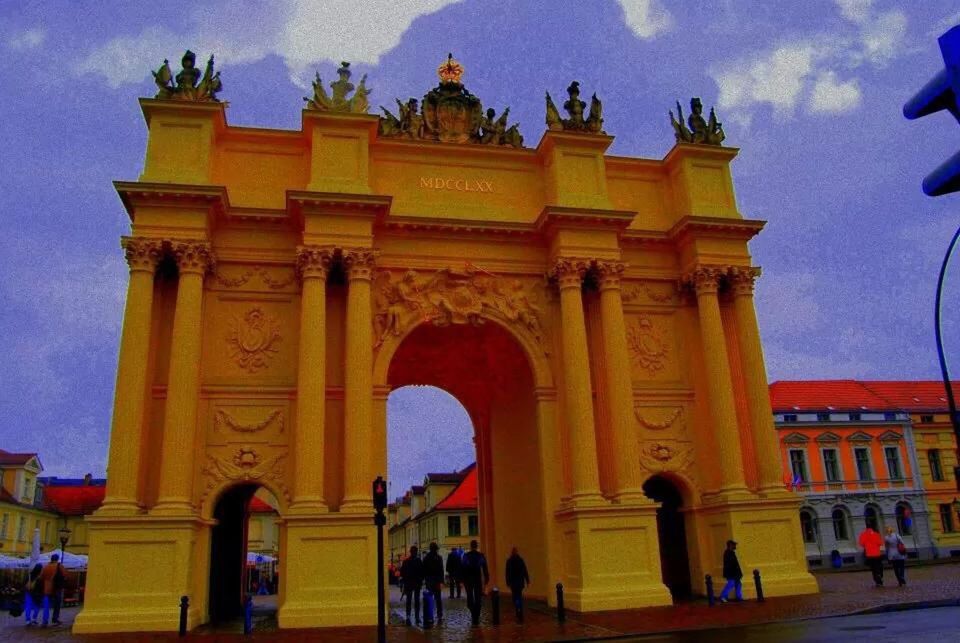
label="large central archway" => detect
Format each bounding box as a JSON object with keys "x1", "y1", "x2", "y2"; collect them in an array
[{"x1": 383, "y1": 320, "x2": 549, "y2": 595}]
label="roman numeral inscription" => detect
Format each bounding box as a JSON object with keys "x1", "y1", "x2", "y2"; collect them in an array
[{"x1": 419, "y1": 177, "x2": 494, "y2": 193}]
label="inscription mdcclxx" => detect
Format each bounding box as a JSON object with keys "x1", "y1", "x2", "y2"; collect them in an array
[{"x1": 419, "y1": 177, "x2": 494, "y2": 193}]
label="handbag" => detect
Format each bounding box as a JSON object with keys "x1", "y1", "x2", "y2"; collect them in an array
[{"x1": 896, "y1": 536, "x2": 906, "y2": 555}]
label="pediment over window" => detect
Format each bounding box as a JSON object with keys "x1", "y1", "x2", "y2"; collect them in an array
[
  {"x1": 815, "y1": 432, "x2": 842, "y2": 443},
  {"x1": 783, "y1": 432, "x2": 809, "y2": 445},
  {"x1": 847, "y1": 431, "x2": 873, "y2": 442},
  {"x1": 878, "y1": 430, "x2": 903, "y2": 442}
]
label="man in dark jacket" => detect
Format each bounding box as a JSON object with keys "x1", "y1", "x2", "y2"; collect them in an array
[
  {"x1": 461, "y1": 539, "x2": 489, "y2": 626},
  {"x1": 505, "y1": 546, "x2": 530, "y2": 622},
  {"x1": 423, "y1": 542, "x2": 445, "y2": 622},
  {"x1": 399, "y1": 546, "x2": 424, "y2": 625},
  {"x1": 445, "y1": 547, "x2": 462, "y2": 598},
  {"x1": 718, "y1": 540, "x2": 743, "y2": 603}
]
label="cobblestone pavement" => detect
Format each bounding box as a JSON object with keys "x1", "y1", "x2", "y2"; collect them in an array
[{"x1": 2, "y1": 562, "x2": 959, "y2": 642}]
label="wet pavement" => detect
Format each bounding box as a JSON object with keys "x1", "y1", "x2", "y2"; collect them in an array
[{"x1": 2, "y1": 561, "x2": 959, "y2": 641}]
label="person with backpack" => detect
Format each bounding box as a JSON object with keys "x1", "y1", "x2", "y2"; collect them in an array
[
  {"x1": 461, "y1": 540, "x2": 489, "y2": 627},
  {"x1": 884, "y1": 526, "x2": 907, "y2": 586},
  {"x1": 23, "y1": 563, "x2": 43, "y2": 626},
  {"x1": 39, "y1": 553, "x2": 65, "y2": 627},
  {"x1": 399, "y1": 546, "x2": 424, "y2": 625}
]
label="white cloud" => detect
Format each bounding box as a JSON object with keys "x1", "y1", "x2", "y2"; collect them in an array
[
  {"x1": 617, "y1": 0, "x2": 673, "y2": 40},
  {"x1": 859, "y1": 10, "x2": 907, "y2": 65},
  {"x1": 714, "y1": 42, "x2": 819, "y2": 119},
  {"x1": 73, "y1": 0, "x2": 462, "y2": 88},
  {"x1": 929, "y1": 11, "x2": 960, "y2": 37},
  {"x1": 835, "y1": 0, "x2": 873, "y2": 25},
  {"x1": 809, "y1": 71, "x2": 861, "y2": 113},
  {"x1": 6, "y1": 27, "x2": 45, "y2": 50}
]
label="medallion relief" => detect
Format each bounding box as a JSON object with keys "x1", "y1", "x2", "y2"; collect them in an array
[
  {"x1": 227, "y1": 307, "x2": 282, "y2": 372},
  {"x1": 200, "y1": 447, "x2": 290, "y2": 504},
  {"x1": 626, "y1": 316, "x2": 669, "y2": 374},
  {"x1": 638, "y1": 440, "x2": 694, "y2": 473}
]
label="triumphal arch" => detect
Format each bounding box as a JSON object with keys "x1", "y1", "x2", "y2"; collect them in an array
[{"x1": 75, "y1": 53, "x2": 816, "y2": 633}]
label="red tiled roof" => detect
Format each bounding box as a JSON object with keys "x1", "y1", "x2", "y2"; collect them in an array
[
  {"x1": 42, "y1": 485, "x2": 105, "y2": 516},
  {"x1": 861, "y1": 381, "x2": 958, "y2": 412},
  {"x1": 434, "y1": 463, "x2": 477, "y2": 511},
  {"x1": 0, "y1": 449, "x2": 38, "y2": 466},
  {"x1": 768, "y1": 380, "x2": 894, "y2": 412},
  {"x1": 249, "y1": 497, "x2": 276, "y2": 513}
]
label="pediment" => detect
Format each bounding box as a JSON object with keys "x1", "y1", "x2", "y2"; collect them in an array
[
  {"x1": 815, "y1": 432, "x2": 842, "y2": 443},
  {"x1": 846, "y1": 431, "x2": 873, "y2": 442},
  {"x1": 782, "y1": 432, "x2": 809, "y2": 444},
  {"x1": 878, "y1": 430, "x2": 903, "y2": 442}
]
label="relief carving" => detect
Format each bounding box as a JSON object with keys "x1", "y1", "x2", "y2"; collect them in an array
[
  {"x1": 227, "y1": 307, "x2": 282, "y2": 372},
  {"x1": 214, "y1": 409, "x2": 284, "y2": 434},
  {"x1": 200, "y1": 448, "x2": 290, "y2": 504},
  {"x1": 638, "y1": 440, "x2": 694, "y2": 473},
  {"x1": 634, "y1": 406, "x2": 684, "y2": 430},
  {"x1": 215, "y1": 266, "x2": 297, "y2": 290},
  {"x1": 627, "y1": 317, "x2": 669, "y2": 374},
  {"x1": 622, "y1": 282, "x2": 675, "y2": 304}
]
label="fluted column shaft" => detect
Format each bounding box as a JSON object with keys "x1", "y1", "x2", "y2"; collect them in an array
[
  {"x1": 729, "y1": 267, "x2": 782, "y2": 491},
  {"x1": 689, "y1": 267, "x2": 748, "y2": 494},
  {"x1": 101, "y1": 237, "x2": 163, "y2": 513},
  {"x1": 341, "y1": 248, "x2": 377, "y2": 510},
  {"x1": 154, "y1": 241, "x2": 213, "y2": 514},
  {"x1": 554, "y1": 259, "x2": 603, "y2": 503},
  {"x1": 291, "y1": 246, "x2": 333, "y2": 512},
  {"x1": 596, "y1": 261, "x2": 644, "y2": 500}
]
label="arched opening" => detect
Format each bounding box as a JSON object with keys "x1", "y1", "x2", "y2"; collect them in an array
[
  {"x1": 208, "y1": 484, "x2": 281, "y2": 625},
  {"x1": 799, "y1": 508, "x2": 819, "y2": 545},
  {"x1": 895, "y1": 502, "x2": 913, "y2": 536},
  {"x1": 864, "y1": 504, "x2": 883, "y2": 532},
  {"x1": 384, "y1": 319, "x2": 548, "y2": 606},
  {"x1": 831, "y1": 506, "x2": 851, "y2": 542},
  {"x1": 642, "y1": 474, "x2": 692, "y2": 601}
]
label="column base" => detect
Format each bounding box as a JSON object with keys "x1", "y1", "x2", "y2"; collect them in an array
[
  {"x1": 277, "y1": 512, "x2": 379, "y2": 629},
  {"x1": 287, "y1": 499, "x2": 329, "y2": 515},
  {"x1": 151, "y1": 499, "x2": 197, "y2": 517},
  {"x1": 94, "y1": 499, "x2": 145, "y2": 517},
  {"x1": 555, "y1": 503, "x2": 672, "y2": 612},
  {"x1": 339, "y1": 498, "x2": 373, "y2": 513}
]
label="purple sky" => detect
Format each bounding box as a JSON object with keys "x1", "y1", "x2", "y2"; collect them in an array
[{"x1": 1, "y1": 1, "x2": 959, "y2": 497}]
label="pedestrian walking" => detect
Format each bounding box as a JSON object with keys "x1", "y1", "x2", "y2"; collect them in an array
[
  {"x1": 884, "y1": 526, "x2": 907, "y2": 587},
  {"x1": 461, "y1": 539, "x2": 489, "y2": 627},
  {"x1": 505, "y1": 546, "x2": 530, "y2": 622},
  {"x1": 38, "y1": 553, "x2": 65, "y2": 626},
  {"x1": 23, "y1": 563, "x2": 43, "y2": 626},
  {"x1": 858, "y1": 524, "x2": 885, "y2": 587},
  {"x1": 399, "y1": 546, "x2": 424, "y2": 625},
  {"x1": 446, "y1": 546, "x2": 462, "y2": 598},
  {"x1": 718, "y1": 540, "x2": 743, "y2": 603},
  {"x1": 423, "y1": 542, "x2": 445, "y2": 622}
]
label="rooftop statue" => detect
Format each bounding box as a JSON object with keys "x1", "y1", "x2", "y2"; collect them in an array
[
  {"x1": 670, "y1": 97, "x2": 725, "y2": 146},
  {"x1": 377, "y1": 54, "x2": 524, "y2": 148},
  {"x1": 545, "y1": 81, "x2": 604, "y2": 133},
  {"x1": 304, "y1": 62, "x2": 371, "y2": 113},
  {"x1": 152, "y1": 50, "x2": 221, "y2": 101}
]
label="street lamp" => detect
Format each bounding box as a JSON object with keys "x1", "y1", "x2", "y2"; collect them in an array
[{"x1": 58, "y1": 526, "x2": 71, "y2": 563}]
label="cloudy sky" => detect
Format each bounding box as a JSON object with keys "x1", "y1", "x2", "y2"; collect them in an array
[{"x1": 1, "y1": 1, "x2": 958, "y2": 496}]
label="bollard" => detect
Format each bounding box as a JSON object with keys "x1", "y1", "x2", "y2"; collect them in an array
[
  {"x1": 422, "y1": 588, "x2": 435, "y2": 628},
  {"x1": 705, "y1": 574, "x2": 715, "y2": 607},
  {"x1": 753, "y1": 569, "x2": 764, "y2": 602},
  {"x1": 556, "y1": 582, "x2": 565, "y2": 623},
  {"x1": 491, "y1": 587, "x2": 500, "y2": 625},
  {"x1": 243, "y1": 594, "x2": 253, "y2": 634},
  {"x1": 178, "y1": 595, "x2": 189, "y2": 636}
]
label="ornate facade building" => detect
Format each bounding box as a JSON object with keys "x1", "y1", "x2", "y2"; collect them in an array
[{"x1": 75, "y1": 53, "x2": 815, "y2": 634}]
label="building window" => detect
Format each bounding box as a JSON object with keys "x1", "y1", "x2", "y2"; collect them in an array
[
  {"x1": 447, "y1": 516, "x2": 461, "y2": 537},
  {"x1": 783, "y1": 414, "x2": 798, "y2": 422},
  {"x1": 855, "y1": 447, "x2": 873, "y2": 481},
  {"x1": 817, "y1": 413, "x2": 830, "y2": 422},
  {"x1": 940, "y1": 504, "x2": 955, "y2": 533},
  {"x1": 896, "y1": 504, "x2": 913, "y2": 536},
  {"x1": 832, "y1": 508, "x2": 850, "y2": 540},
  {"x1": 884, "y1": 446, "x2": 903, "y2": 480},
  {"x1": 929, "y1": 449, "x2": 944, "y2": 481},
  {"x1": 789, "y1": 450, "x2": 808, "y2": 483},
  {"x1": 16, "y1": 517, "x2": 26, "y2": 542},
  {"x1": 921, "y1": 414, "x2": 934, "y2": 423},
  {"x1": 800, "y1": 510, "x2": 818, "y2": 543},
  {"x1": 822, "y1": 448, "x2": 841, "y2": 482},
  {"x1": 468, "y1": 515, "x2": 479, "y2": 536},
  {"x1": 849, "y1": 412, "x2": 861, "y2": 421},
  {"x1": 864, "y1": 505, "x2": 882, "y2": 531},
  {"x1": 0, "y1": 514, "x2": 7, "y2": 539}
]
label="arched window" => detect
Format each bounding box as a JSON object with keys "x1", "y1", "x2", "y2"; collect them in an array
[
  {"x1": 895, "y1": 503, "x2": 913, "y2": 536},
  {"x1": 864, "y1": 504, "x2": 882, "y2": 531},
  {"x1": 832, "y1": 507, "x2": 850, "y2": 541},
  {"x1": 800, "y1": 509, "x2": 818, "y2": 543}
]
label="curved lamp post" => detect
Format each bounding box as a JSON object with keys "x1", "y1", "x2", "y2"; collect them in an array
[{"x1": 58, "y1": 526, "x2": 71, "y2": 563}]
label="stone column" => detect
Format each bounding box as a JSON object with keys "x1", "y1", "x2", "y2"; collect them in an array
[
  {"x1": 154, "y1": 241, "x2": 214, "y2": 515},
  {"x1": 291, "y1": 246, "x2": 334, "y2": 513},
  {"x1": 553, "y1": 258, "x2": 603, "y2": 505},
  {"x1": 100, "y1": 237, "x2": 163, "y2": 514},
  {"x1": 595, "y1": 261, "x2": 644, "y2": 501},
  {"x1": 341, "y1": 248, "x2": 378, "y2": 510},
  {"x1": 687, "y1": 266, "x2": 748, "y2": 495},
  {"x1": 729, "y1": 267, "x2": 783, "y2": 492}
]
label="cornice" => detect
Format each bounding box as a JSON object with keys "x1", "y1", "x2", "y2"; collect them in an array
[
  {"x1": 138, "y1": 98, "x2": 227, "y2": 131},
  {"x1": 379, "y1": 215, "x2": 536, "y2": 238},
  {"x1": 114, "y1": 181, "x2": 229, "y2": 220},
  {"x1": 662, "y1": 142, "x2": 740, "y2": 165},
  {"x1": 535, "y1": 205, "x2": 637, "y2": 235},
  {"x1": 287, "y1": 191, "x2": 392, "y2": 231},
  {"x1": 667, "y1": 215, "x2": 765, "y2": 242}
]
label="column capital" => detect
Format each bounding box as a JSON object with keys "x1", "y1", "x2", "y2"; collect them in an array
[
  {"x1": 342, "y1": 247, "x2": 379, "y2": 281},
  {"x1": 170, "y1": 240, "x2": 215, "y2": 275},
  {"x1": 594, "y1": 260, "x2": 627, "y2": 291},
  {"x1": 550, "y1": 257, "x2": 591, "y2": 290},
  {"x1": 728, "y1": 266, "x2": 762, "y2": 296},
  {"x1": 682, "y1": 265, "x2": 727, "y2": 295},
  {"x1": 295, "y1": 245, "x2": 335, "y2": 281},
  {"x1": 121, "y1": 236, "x2": 163, "y2": 274}
]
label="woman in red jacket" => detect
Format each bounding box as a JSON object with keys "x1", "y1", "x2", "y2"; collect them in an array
[{"x1": 858, "y1": 525, "x2": 884, "y2": 587}]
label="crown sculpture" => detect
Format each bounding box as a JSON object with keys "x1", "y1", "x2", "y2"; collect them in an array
[
  {"x1": 670, "y1": 97, "x2": 725, "y2": 146},
  {"x1": 304, "y1": 61, "x2": 371, "y2": 113},
  {"x1": 152, "y1": 50, "x2": 222, "y2": 101},
  {"x1": 545, "y1": 81, "x2": 604, "y2": 134},
  {"x1": 378, "y1": 54, "x2": 524, "y2": 148}
]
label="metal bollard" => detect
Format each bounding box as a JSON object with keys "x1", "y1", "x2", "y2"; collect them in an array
[
  {"x1": 556, "y1": 582, "x2": 565, "y2": 623},
  {"x1": 178, "y1": 595, "x2": 189, "y2": 636},
  {"x1": 753, "y1": 569, "x2": 764, "y2": 602},
  {"x1": 243, "y1": 594, "x2": 253, "y2": 634},
  {"x1": 705, "y1": 574, "x2": 715, "y2": 607},
  {"x1": 491, "y1": 587, "x2": 500, "y2": 625}
]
